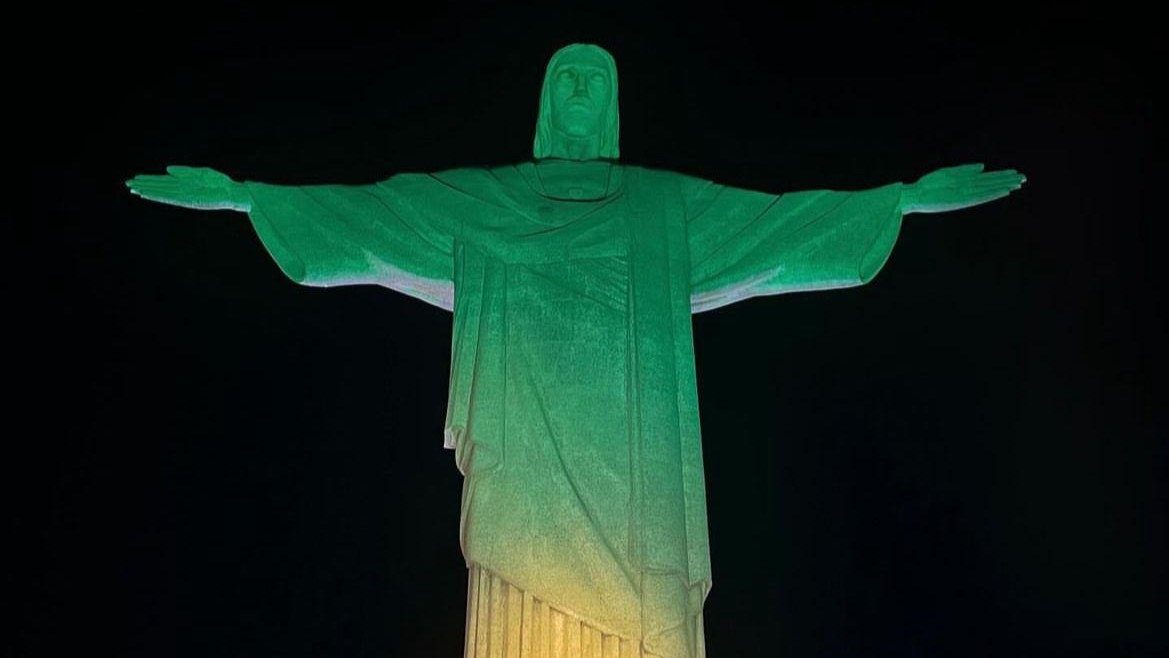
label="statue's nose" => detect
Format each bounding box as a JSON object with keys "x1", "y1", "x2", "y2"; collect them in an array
[{"x1": 575, "y1": 74, "x2": 588, "y2": 94}]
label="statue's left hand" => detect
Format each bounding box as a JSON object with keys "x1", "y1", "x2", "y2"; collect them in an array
[
  {"x1": 125, "y1": 166, "x2": 252, "y2": 212},
  {"x1": 901, "y1": 164, "x2": 1026, "y2": 214}
]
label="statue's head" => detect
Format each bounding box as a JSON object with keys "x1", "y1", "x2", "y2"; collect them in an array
[{"x1": 533, "y1": 43, "x2": 620, "y2": 161}]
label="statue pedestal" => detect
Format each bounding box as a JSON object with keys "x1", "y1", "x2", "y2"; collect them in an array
[{"x1": 464, "y1": 562, "x2": 688, "y2": 658}]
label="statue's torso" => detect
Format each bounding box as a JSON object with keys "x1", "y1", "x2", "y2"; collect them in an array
[{"x1": 440, "y1": 162, "x2": 708, "y2": 648}]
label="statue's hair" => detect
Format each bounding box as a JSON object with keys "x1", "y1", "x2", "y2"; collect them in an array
[{"x1": 533, "y1": 43, "x2": 620, "y2": 160}]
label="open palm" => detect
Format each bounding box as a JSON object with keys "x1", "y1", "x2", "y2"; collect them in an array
[
  {"x1": 125, "y1": 166, "x2": 251, "y2": 212},
  {"x1": 902, "y1": 164, "x2": 1026, "y2": 214}
]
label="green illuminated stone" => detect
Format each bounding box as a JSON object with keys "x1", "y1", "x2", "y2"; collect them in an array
[{"x1": 127, "y1": 42, "x2": 1024, "y2": 658}]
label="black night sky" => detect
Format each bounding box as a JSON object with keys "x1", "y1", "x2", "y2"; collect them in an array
[{"x1": 27, "y1": 2, "x2": 1165, "y2": 657}]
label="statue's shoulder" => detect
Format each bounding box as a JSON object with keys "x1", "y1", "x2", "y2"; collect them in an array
[
  {"x1": 428, "y1": 162, "x2": 552, "y2": 192},
  {"x1": 376, "y1": 164, "x2": 519, "y2": 197},
  {"x1": 617, "y1": 163, "x2": 711, "y2": 186},
  {"x1": 624, "y1": 166, "x2": 720, "y2": 201},
  {"x1": 426, "y1": 164, "x2": 506, "y2": 186}
]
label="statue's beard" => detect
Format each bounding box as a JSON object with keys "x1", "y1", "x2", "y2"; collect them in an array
[
  {"x1": 557, "y1": 126, "x2": 598, "y2": 139},
  {"x1": 553, "y1": 114, "x2": 602, "y2": 139}
]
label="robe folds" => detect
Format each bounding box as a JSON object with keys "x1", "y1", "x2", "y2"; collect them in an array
[{"x1": 242, "y1": 162, "x2": 904, "y2": 658}]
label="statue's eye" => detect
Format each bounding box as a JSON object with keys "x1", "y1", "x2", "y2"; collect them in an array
[
  {"x1": 558, "y1": 70, "x2": 576, "y2": 80},
  {"x1": 590, "y1": 72, "x2": 605, "y2": 83}
]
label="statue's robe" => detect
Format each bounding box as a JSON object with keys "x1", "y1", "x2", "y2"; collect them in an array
[{"x1": 242, "y1": 160, "x2": 904, "y2": 658}]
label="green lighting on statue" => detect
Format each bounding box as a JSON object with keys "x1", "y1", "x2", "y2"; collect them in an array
[{"x1": 126, "y1": 42, "x2": 1024, "y2": 658}]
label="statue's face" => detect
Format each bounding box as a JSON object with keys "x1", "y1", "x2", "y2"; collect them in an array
[{"x1": 549, "y1": 50, "x2": 611, "y2": 139}]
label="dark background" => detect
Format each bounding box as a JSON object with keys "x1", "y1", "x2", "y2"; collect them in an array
[{"x1": 25, "y1": 1, "x2": 1164, "y2": 656}]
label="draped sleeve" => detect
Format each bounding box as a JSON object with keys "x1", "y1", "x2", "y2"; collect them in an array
[
  {"x1": 242, "y1": 171, "x2": 468, "y2": 311},
  {"x1": 681, "y1": 174, "x2": 905, "y2": 313}
]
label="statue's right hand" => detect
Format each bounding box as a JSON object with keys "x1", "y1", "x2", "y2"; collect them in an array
[{"x1": 125, "y1": 166, "x2": 251, "y2": 212}]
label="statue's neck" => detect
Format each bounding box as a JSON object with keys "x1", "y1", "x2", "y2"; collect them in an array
[
  {"x1": 528, "y1": 158, "x2": 621, "y2": 201},
  {"x1": 547, "y1": 132, "x2": 601, "y2": 160}
]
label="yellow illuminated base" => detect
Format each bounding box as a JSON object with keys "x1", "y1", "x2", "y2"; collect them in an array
[{"x1": 464, "y1": 562, "x2": 706, "y2": 658}]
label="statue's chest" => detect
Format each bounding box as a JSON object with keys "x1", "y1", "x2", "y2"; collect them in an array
[{"x1": 464, "y1": 198, "x2": 632, "y2": 265}]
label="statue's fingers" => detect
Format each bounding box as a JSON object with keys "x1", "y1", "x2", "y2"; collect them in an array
[
  {"x1": 167, "y1": 165, "x2": 231, "y2": 184},
  {"x1": 128, "y1": 187, "x2": 177, "y2": 199},
  {"x1": 947, "y1": 163, "x2": 985, "y2": 174},
  {"x1": 966, "y1": 174, "x2": 1025, "y2": 191},
  {"x1": 131, "y1": 190, "x2": 184, "y2": 206},
  {"x1": 969, "y1": 171, "x2": 1026, "y2": 189},
  {"x1": 967, "y1": 189, "x2": 1014, "y2": 206},
  {"x1": 128, "y1": 181, "x2": 184, "y2": 195},
  {"x1": 129, "y1": 174, "x2": 179, "y2": 184},
  {"x1": 998, "y1": 168, "x2": 1026, "y2": 183},
  {"x1": 960, "y1": 187, "x2": 1017, "y2": 205},
  {"x1": 976, "y1": 170, "x2": 1023, "y2": 183},
  {"x1": 974, "y1": 169, "x2": 1017, "y2": 181},
  {"x1": 976, "y1": 174, "x2": 1026, "y2": 189},
  {"x1": 969, "y1": 176, "x2": 1024, "y2": 191},
  {"x1": 1001, "y1": 172, "x2": 1026, "y2": 186},
  {"x1": 129, "y1": 187, "x2": 191, "y2": 204},
  {"x1": 128, "y1": 177, "x2": 181, "y2": 187}
]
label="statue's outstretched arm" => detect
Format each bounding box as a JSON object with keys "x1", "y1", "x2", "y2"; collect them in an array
[
  {"x1": 900, "y1": 163, "x2": 1026, "y2": 215},
  {"x1": 126, "y1": 166, "x2": 252, "y2": 212},
  {"x1": 684, "y1": 174, "x2": 905, "y2": 312},
  {"x1": 126, "y1": 165, "x2": 459, "y2": 310},
  {"x1": 684, "y1": 162, "x2": 1025, "y2": 312}
]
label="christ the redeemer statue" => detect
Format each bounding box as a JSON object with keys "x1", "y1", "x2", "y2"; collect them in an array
[{"x1": 127, "y1": 43, "x2": 1025, "y2": 658}]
